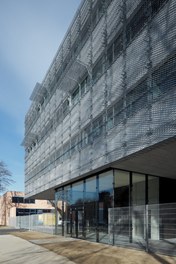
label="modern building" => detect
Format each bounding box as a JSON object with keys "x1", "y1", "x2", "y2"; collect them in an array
[
  {"x1": 23, "y1": 0, "x2": 176, "y2": 253},
  {"x1": 0, "y1": 191, "x2": 54, "y2": 226}
]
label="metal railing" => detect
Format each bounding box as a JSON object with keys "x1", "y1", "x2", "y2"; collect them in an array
[
  {"x1": 9, "y1": 213, "x2": 55, "y2": 235},
  {"x1": 109, "y1": 203, "x2": 176, "y2": 256},
  {"x1": 9, "y1": 203, "x2": 176, "y2": 256}
]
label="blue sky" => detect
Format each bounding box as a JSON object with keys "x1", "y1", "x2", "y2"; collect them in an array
[{"x1": 0, "y1": 0, "x2": 81, "y2": 193}]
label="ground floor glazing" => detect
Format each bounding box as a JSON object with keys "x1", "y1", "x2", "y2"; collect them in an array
[{"x1": 55, "y1": 169, "x2": 176, "y2": 246}]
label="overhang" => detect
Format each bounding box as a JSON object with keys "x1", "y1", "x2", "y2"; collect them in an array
[
  {"x1": 26, "y1": 137, "x2": 176, "y2": 200},
  {"x1": 111, "y1": 137, "x2": 176, "y2": 179}
]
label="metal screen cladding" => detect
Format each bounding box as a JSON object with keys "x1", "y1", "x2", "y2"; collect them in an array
[{"x1": 24, "y1": 0, "x2": 176, "y2": 202}]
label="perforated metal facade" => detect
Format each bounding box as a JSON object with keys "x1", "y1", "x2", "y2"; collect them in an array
[{"x1": 23, "y1": 0, "x2": 176, "y2": 199}]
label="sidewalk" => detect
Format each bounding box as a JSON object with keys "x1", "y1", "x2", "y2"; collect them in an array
[
  {"x1": 1, "y1": 230, "x2": 176, "y2": 264},
  {"x1": 0, "y1": 234, "x2": 74, "y2": 264}
]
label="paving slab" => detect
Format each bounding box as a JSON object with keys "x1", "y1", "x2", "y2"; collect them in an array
[
  {"x1": 11, "y1": 231, "x2": 176, "y2": 264},
  {"x1": 0, "y1": 235, "x2": 75, "y2": 264}
]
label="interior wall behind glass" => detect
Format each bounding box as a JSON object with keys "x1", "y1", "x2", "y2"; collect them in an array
[
  {"x1": 148, "y1": 176, "x2": 159, "y2": 204},
  {"x1": 114, "y1": 170, "x2": 130, "y2": 207},
  {"x1": 132, "y1": 173, "x2": 145, "y2": 206},
  {"x1": 99, "y1": 172, "x2": 113, "y2": 225},
  {"x1": 85, "y1": 176, "x2": 97, "y2": 242},
  {"x1": 148, "y1": 176, "x2": 159, "y2": 240}
]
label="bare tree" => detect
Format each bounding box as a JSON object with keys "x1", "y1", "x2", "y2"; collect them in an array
[{"x1": 0, "y1": 161, "x2": 15, "y2": 194}]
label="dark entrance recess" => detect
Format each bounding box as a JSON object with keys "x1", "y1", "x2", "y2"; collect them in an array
[{"x1": 70, "y1": 205, "x2": 84, "y2": 239}]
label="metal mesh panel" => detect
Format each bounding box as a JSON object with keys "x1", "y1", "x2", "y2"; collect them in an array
[
  {"x1": 80, "y1": 146, "x2": 92, "y2": 174},
  {"x1": 62, "y1": 35, "x2": 70, "y2": 60},
  {"x1": 148, "y1": 203, "x2": 176, "y2": 255},
  {"x1": 62, "y1": 159, "x2": 70, "y2": 181},
  {"x1": 108, "y1": 56, "x2": 123, "y2": 104},
  {"x1": 79, "y1": 37, "x2": 91, "y2": 66},
  {"x1": 13, "y1": 214, "x2": 55, "y2": 234},
  {"x1": 80, "y1": 91, "x2": 91, "y2": 127},
  {"x1": 80, "y1": 0, "x2": 90, "y2": 29},
  {"x1": 55, "y1": 163, "x2": 63, "y2": 181},
  {"x1": 107, "y1": 0, "x2": 122, "y2": 42},
  {"x1": 92, "y1": 17, "x2": 105, "y2": 64},
  {"x1": 92, "y1": 78, "x2": 104, "y2": 118},
  {"x1": 106, "y1": 128, "x2": 124, "y2": 163},
  {"x1": 126, "y1": 0, "x2": 141, "y2": 19},
  {"x1": 70, "y1": 154, "x2": 80, "y2": 179},
  {"x1": 71, "y1": 104, "x2": 80, "y2": 133},
  {"x1": 151, "y1": 0, "x2": 176, "y2": 67},
  {"x1": 54, "y1": 52, "x2": 63, "y2": 76},
  {"x1": 92, "y1": 136, "x2": 106, "y2": 169},
  {"x1": 62, "y1": 115, "x2": 70, "y2": 144},
  {"x1": 55, "y1": 124, "x2": 62, "y2": 147},
  {"x1": 109, "y1": 204, "x2": 176, "y2": 256},
  {"x1": 70, "y1": 15, "x2": 80, "y2": 45},
  {"x1": 24, "y1": 0, "x2": 176, "y2": 199},
  {"x1": 126, "y1": 29, "x2": 148, "y2": 90}
]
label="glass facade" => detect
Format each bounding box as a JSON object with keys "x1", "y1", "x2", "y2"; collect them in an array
[
  {"x1": 85, "y1": 176, "x2": 97, "y2": 242},
  {"x1": 114, "y1": 170, "x2": 129, "y2": 207},
  {"x1": 55, "y1": 169, "x2": 161, "y2": 244},
  {"x1": 98, "y1": 171, "x2": 113, "y2": 243}
]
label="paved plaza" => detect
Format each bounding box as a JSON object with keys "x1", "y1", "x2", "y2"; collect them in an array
[
  {"x1": 0, "y1": 229, "x2": 176, "y2": 264},
  {"x1": 0, "y1": 234, "x2": 75, "y2": 264}
]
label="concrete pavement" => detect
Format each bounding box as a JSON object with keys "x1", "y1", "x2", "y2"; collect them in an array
[
  {"x1": 0, "y1": 231, "x2": 176, "y2": 264},
  {"x1": 0, "y1": 235, "x2": 75, "y2": 264}
]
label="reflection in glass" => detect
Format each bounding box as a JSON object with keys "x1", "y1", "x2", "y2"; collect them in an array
[
  {"x1": 132, "y1": 173, "x2": 145, "y2": 206},
  {"x1": 148, "y1": 176, "x2": 159, "y2": 240},
  {"x1": 85, "y1": 176, "x2": 97, "y2": 242},
  {"x1": 71, "y1": 181, "x2": 84, "y2": 205},
  {"x1": 63, "y1": 186, "x2": 72, "y2": 237},
  {"x1": 114, "y1": 170, "x2": 129, "y2": 207},
  {"x1": 55, "y1": 169, "x2": 162, "y2": 246},
  {"x1": 98, "y1": 171, "x2": 113, "y2": 243},
  {"x1": 132, "y1": 173, "x2": 145, "y2": 241},
  {"x1": 113, "y1": 170, "x2": 130, "y2": 245},
  {"x1": 70, "y1": 182, "x2": 84, "y2": 238},
  {"x1": 55, "y1": 189, "x2": 63, "y2": 235},
  {"x1": 148, "y1": 176, "x2": 159, "y2": 204}
]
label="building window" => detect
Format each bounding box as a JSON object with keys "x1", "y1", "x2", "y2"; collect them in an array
[
  {"x1": 81, "y1": 76, "x2": 88, "y2": 96},
  {"x1": 107, "y1": 107, "x2": 114, "y2": 130},
  {"x1": 114, "y1": 100, "x2": 123, "y2": 126},
  {"x1": 107, "y1": 44, "x2": 113, "y2": 67},
  {"x1": 12, "y1": 196, "x2": 24, "y2": 203},
  {"x1": 114, "y1": 33, "x2": 123, "y2": 60},
  {"x1": 81, "y1": 126, "x2": 92, "y2": 147},
  {"x1": 151, "y1": 0, "x2": 168, "y2": 16},
  {"x1": 63, "y1": 142, "x2": 70, "y2": 160},
  {"x1": 62, "y1": 99, "x2": 70, "y2": 118},
  {"x1": 71, "y1": 87, "x2": 79, "y2": 105},
  {"x1": 24, "y1": 198, "x2": 35, "y2": 204},
  {"x1": 71, "y1": 135, "x2": 79, "y2": 155},
  {"x1": 92, "y1": 57, "x2": 104, "y2": 83},
  {"x1": 55, "y1": 148, "x2": 61, "y2": 162},
  {"x1": 56, "y1": 108, "x2": 62, "y2": 124},
  {"x1": 126, "y1": 80, "x2": 148, "y2": 118},
  {"x1": 92, "y1": 115, "x2": 103, "y2": 139},
  {"x1": 85, "y1": 176, "x2": 97, "y2": 242},
  {"x1": 126, "y1": 3, "x2": 148, "y2": 44},
  {"x1": 98, "y1": 171, "x2": 113, "y2": 243},
  {"x1": 151, "y1": 55, "x2": 176, "y2": 100}
]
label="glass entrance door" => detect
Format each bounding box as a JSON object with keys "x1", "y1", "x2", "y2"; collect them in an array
[{"x1": 70, "y1": 206, "x2": 84, "y2": 238}]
